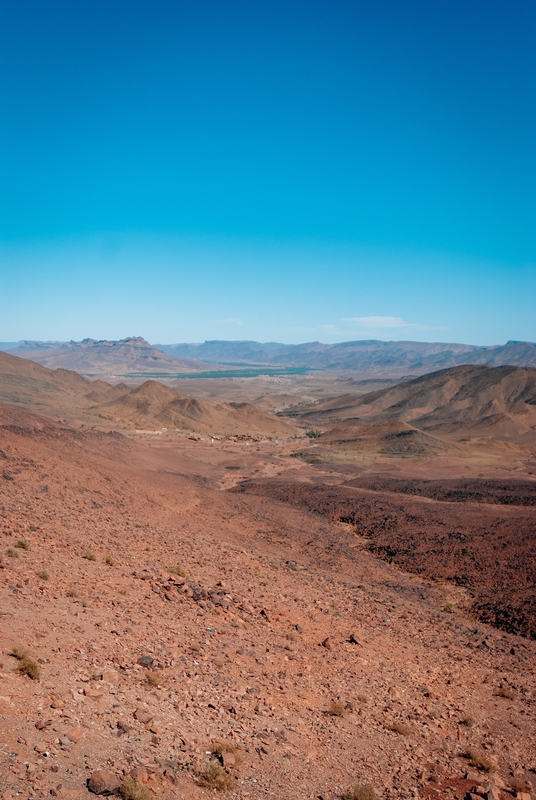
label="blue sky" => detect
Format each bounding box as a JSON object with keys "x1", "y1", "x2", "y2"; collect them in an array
[{"x1": 1, "y1": 0, "x2": 534, "y2": 345}]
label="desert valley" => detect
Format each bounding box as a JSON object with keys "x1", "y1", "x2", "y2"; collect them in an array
[{"x1": 0, "y1": 338, "x2": 535, "y2": 800}]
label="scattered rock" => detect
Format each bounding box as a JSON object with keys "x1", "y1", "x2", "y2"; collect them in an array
[
  {"x1": 87, "y1": 770, "x2": 121, "y2": 795},
  {"x1": 321, "y1": 637, "x2": 333, "y2": 650}
]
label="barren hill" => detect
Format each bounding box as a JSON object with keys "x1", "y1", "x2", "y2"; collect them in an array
[
  {"x1": 320, "y1": 420, "x2": 460, "y2": 456},
  {"x1": 5, "y1": 336, "x2": 208, "y2": 374},
  {"x1": 1, "y1": 403, "x2": 535, "y2": 800},
  {"x1": 98, "y1": 380, "x2": 294, "y2": 436},
  {"x1": 285, "y1": 364, "x2": 536, "y2": 440}
]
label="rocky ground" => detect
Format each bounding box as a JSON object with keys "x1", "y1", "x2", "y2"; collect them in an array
[{"x1": 1, "y1": 409, "x2": 535, "y2": 800}]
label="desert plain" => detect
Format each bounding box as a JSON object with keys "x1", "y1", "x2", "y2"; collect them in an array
[{"x1": 0, "y1": 340, "x2": 535, "y2": 800}]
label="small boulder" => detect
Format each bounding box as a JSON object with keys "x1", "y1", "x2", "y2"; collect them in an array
[
  {"x1": 137, "y1": 656, "x2": 154, "y2": 668},
  {"x1": 133, "y1": 708, "x2": 154, "y2": 724},
  {"x1": 87, "y1": 770, "x2": 121, "y2": 795},
  {"x1": 321, "y1": 637, "x2": 333, "y2": 650},
  {"x1": 349, "y1": 634, "x2": 360, "y2": 645}
]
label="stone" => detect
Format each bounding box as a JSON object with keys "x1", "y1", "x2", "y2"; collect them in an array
[
  {"x1": 321, "y1": 637, "x2": 333, "y2": 650},
  {"x1": 137, "y1": 656, "x2": 154, "y2": 668},
  {"x1": 35, "y1": 719, "x2": 53, "y2": 730},
  {"x1": 87, "y1": 770, "x2": 121, "y2": 795},
  {"x1": 349, "y1": 634, "x2": 360, "y2": 645},
  {"x1": 222, "y1": 751, "x2": 236, "y2": 768},
  {"x1": 101, "y1": 670, "x2": 119, "y2": 686},
  {"x1": 133, "y1": 708, "x2": 154, "y2": 724},
  {"x1": 387, "y1": 686, "x2": 400, "y2": 698},
  {"x1": 67, "y1": 727, "x2": 85, "y2": 743},
  {"x1": 84, "y1": 688, "x2": 104, "y2": 699}
]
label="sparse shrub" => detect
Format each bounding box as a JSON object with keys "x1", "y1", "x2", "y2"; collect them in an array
[
  {"x1": 10, "y1": 645, "x2": 40, "y2": 680},
  {"x1": 119, "y1": 777, "x2": 152, "y2": 800},
  {"x1": 144, "y1": 670, "x2": 160, "y2": 687},
  {"x1": 460, "y1": 716, "x2": 476, "y2": 727},
  {"x1": 304, "y1": 429, "x2": 322, "y2": 438},
  {"x1": 118, "y1": 587, "x2": 128, "y2": 596},
  {"x1": 197, "y1": 762, "x2": 235, "y2": 791},
  {"x1": 104, "y1": 555, "x2": 115, "y2": 566},
  {"x1": 15, "y1": 539, "x2": 29, "y2": 550},
  {"x1": 494, "y1": 687, "x2": 516, "y2": 700},
  {"x1": 89, "y1": 670, "x2": 102, "y2": 681},
  {"x1": 77, "y1": 597, "x2": 89, "y2": 608},
  {"x1": 387, "y1": 721, "x2": 412, "y2": 737},
  {"x1": 356, "y1": 693, "x2": 369, "y2": 704},
  {"x1": 343, "y1": 783, "x2": 379, "y2": 800},
  {"x1": 66, "y1": 588, "x2": 80, "y2": 598},
  {"x1": 7, "y1": 548, "x2": 19, "y2": 558},
  {"x1": 443, "y1": 603, "x2": 454, "y2": 613},
  {"x1": 210, "y1": 741, "x2": 243, "y2": 766},
  {"x1": 327, "y1": 700, "x2": 346, "y2": 717},
  {"x1": 190, "y1": 642, "x2": 202, "y2": 653},
  {"x1": 83, "y1": 550, "x2": 96, "y2": 561},
  {"x1": 168, "y1": 565, "x2": 186, "y2": 577},
  {"x1": 36, "y1": 569, "x2": 49, "y2": 580},
  {"x1": 463, "y1": 747, "x2": 496, "y2": 772}
]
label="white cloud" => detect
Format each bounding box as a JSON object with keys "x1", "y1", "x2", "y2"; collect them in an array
[
  {"x1": 343, "y1": 316, "x2": 447, "y2": 331},
  {"x1": 220, "y1": 317, "x2": 244, "y2": 326}
]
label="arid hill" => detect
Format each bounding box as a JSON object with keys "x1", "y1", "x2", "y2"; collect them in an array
[
  {"x1": 284, "y1": 364, "x2": 536, "y2": 441},
  {"x1": 319, "y1": 420, "x2": 460, "y2": 456},
  {"x1": 97, "y1": 380, "x2": 294, "y2": 436},
  {"x1": 5, "y1": 336, "x2": 208, "y2": 374},
  {"x1": 1, "y1": 402, "x2": 535, "y2": 800}
]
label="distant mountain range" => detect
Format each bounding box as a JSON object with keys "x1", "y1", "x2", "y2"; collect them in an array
[
  {"x1": 0, "y1": 337, "x2": 206, "y2": 374},
  {"x1": 156, "y1": 339, "x2": 536, "y2": 373},
  {"x1": 2, "y1": 337, "x2": 535, "y2": 376}
]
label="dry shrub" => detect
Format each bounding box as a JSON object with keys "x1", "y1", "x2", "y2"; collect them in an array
[
  {"x1": 7, "y1": 548, "x2": 19, "y2": 558},
  {"x1": 343, "y1": 783, "x2": 379, "y2": 800},
  {"x1": 15, "y1": 539, "x2": 29, "y2": 550},
  {"x1": 356, "y1": 693, "x2": 369, "y2": 704},
  {"x1": 197, "y1": 762, "x2": 235, "y2": 792},
  {"x1": 83, "y1": 550, "x2": 96, "y2": 561},
  {"x1": 460, "y1": 716, "x2": 476, "y2": 727},
  {"x1": 119, "y1": 777, "x2": 152, "y2": 800},
  {"x1": 144, "y1": 670, "x2": 160, "y2": 687},
  {"x1": 494, "y1": 687, "x2": 516, "y2": 700},
  {"x1": 36, "y1": 569, "x2": 49, "y2": 580},
  {"x1": 118, "y1": 587, "x2": 128, "y2": 596},
  {"x1": 104, "y1": 555, "x2": 116, "y2": 566},
  {"x1": 327, "y1": 700, "x2": 346, "y2": 717},
  {"x1": 168, "y1": 565, "x2": 186, "y2": 577},
  {"x1": 388, "y1": 721, "x2": 412, "y2": 737},
  {"x1": 463, "y1": 747, "x2": 496, "y2": 773},
  {"x1": 66, "y1": 588, "x2": 80, "y2": 598},
  {"x1": 11, "y1": 645, "x2": 40, "y2": 680},
  {"x1": 210, "y1": 741, "x2": 243, "y2": 766}
]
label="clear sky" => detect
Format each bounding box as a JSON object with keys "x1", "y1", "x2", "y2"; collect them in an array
[{"x1": 1, "y1": 0, "x2": 534, "y2": 345}]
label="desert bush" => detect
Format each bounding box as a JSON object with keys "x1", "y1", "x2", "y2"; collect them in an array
[
  {"x1": 327, "y1": 700, "x2": 346, "y2": 717},
  {"x1": 463, "y1": 747, "x2": 496, "y2": 772},
  {"x1": 494, "y1": 687, "x2": 516, "y2": 700},
  {"x1": 210, "y1": 741, "x2": 243, "y2": 766},
  {"x1": 66, "y1": 588, "x2": 80, "y2": 598},
  {"x1": 104, "y1": 555, "x2": 115, "y2": 566},
  {"x1": 83, "y1": 550, "x2": 96, "y2": 561},
  {"x1": 11, "y1": 645, "x2": 40, "y2": 680},
  {"x1": 119, "y1": 777, "x2": 152, "y2": 800},
  {"x1": 15, "y1": 539, "x2": 29, "y2": 550},
  {"x1": 356, "y1": 693, "x2": 369, "y2": 704},
  {"x1": 443, "y1": 603, "x2": 454, "y2": 613},
  {"x1": 168, "y1": 564, "x2": 186, "y2": 577},
  {"x1": 144, "y1": 670, "x2": 160, "y2": 687},
  {"x1": 387, "y1": 721, "x2": 412, "y2": 737},
  {"x1": 36, "y1": 569, "x2": 49, "y2": 580},
  {"x1": 343, "y1": 783, "x2": 379, "y2": 800},
  {"x1": 460, "y1": 716, "x2": 476, "y2": 727},
  {"x1": 7, "y1": 548, "x2": 19, "y2": 558},
  {"x1": 304, "y1": 429, "x2": 322, "y2": 438},
  {"x1": 197, "y1": 761, "x2": 235, "y2": 791}
]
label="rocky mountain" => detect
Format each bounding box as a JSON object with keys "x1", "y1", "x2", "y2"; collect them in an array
[
  {"x1": 283, "y1": 364, "x2": 536, "y2": 440},
  {"x1": 4, "y1": 337, "x2": 208, "y2": 374}
]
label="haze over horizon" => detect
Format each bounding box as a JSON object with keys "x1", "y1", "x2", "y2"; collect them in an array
[{"x1": 1, "y1": 0, "x2": 535, "y2": 345}]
